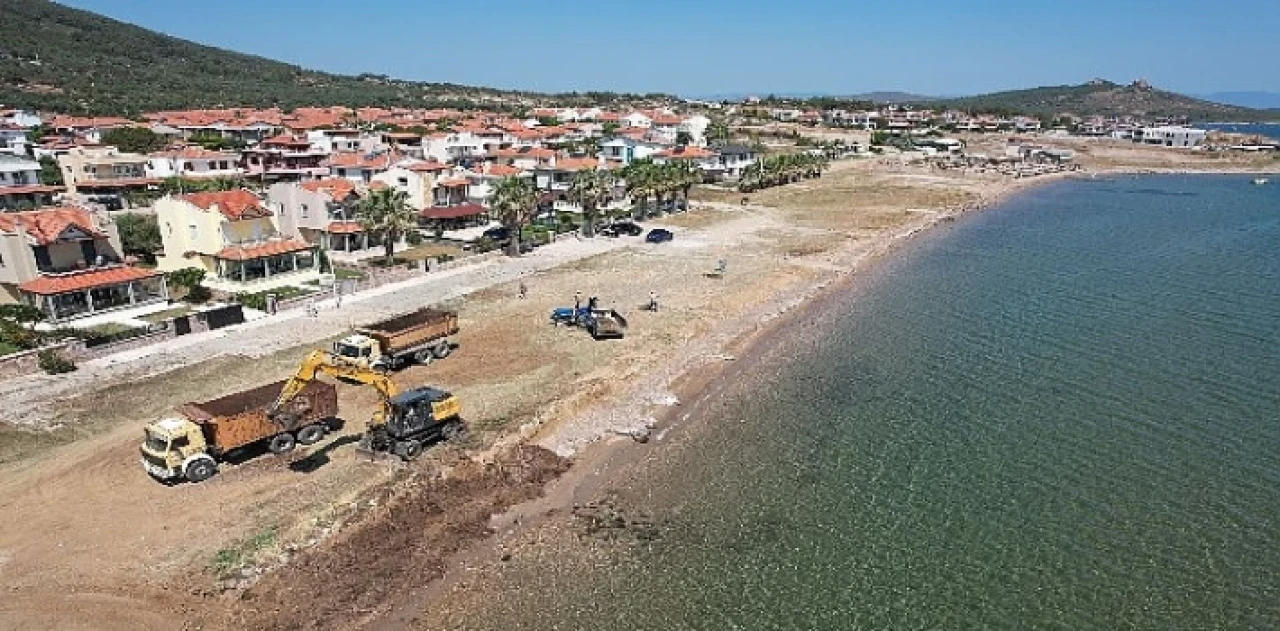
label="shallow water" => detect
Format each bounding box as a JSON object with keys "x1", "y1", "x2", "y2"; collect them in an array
[{"x1": 474, "y1": 175, "x2": 1280, "y2": 629}]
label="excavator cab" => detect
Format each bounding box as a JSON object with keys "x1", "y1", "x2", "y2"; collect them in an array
[{"x1": 139, "y1": 417, "x2": 208, "y2": 480}]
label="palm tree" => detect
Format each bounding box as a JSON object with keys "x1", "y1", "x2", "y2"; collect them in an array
[
  {"x1": 670, "y1": 160, "x2": 702, "y2": 210},
  {"x1": 356, "y1": 187, "x2": 418, "y2": 265},
  {"x1": 490, "y1": 176, "x2": 538, "y2": 256},
  {"x1": 568, "y1": 168, "x2": 613, "y2": 237},
  {"x1": 622, "y1": 159, "x2": 656, "y2": 220}
]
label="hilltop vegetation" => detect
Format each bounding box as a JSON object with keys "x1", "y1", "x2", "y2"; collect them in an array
[
  {"x1": 0, "y1": 0, "x2": 528, "y2": 114},
  {"x1": 930, "y1": 79, "x2": 1276, "y2": 122},
  {"x1": 0, "y1": 0, "x2": 671, "y2": 115}
]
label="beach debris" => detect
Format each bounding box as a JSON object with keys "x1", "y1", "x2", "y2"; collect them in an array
[{"x1": 572, "y1": 497, "x2": 662, "y2": 543}]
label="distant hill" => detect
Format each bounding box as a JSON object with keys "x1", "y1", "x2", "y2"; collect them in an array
[
  {"x1": 847, "y1": 91, "x2": 939, "y2": 104},
  {"x1": 1197, "y1": 91, "x2": 1280, "y2": 111},
  {"x1": 929, "y1": 79, "x2": 1277, "y2": 122},
  {"x1": 0, "y1": 0, "x2": 607, "y2": 115}
]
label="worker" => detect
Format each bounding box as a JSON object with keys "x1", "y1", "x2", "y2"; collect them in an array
[
  {"x1": 574, "y1": 291, "x2": 582, "y2": 310},
  {"x1": 519, "y1": 281, "x2": 528, "y2": 299},
  {"x1": 648, "y1": 291, "x2": 659, "y2": 312}
]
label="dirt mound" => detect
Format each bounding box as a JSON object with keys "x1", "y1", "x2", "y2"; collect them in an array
[{"x1": 234, "y1": 445, "x2": 570, "y2": 630}]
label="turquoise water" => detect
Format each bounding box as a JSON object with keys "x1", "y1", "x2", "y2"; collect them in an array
[{"x1": 477, "y1": 175, "x2": 1280, "y2": 629}]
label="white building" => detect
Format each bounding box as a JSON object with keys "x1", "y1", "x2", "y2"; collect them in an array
[
  {"x1": 1135, "y1": 126, "x2": 1207, "y2": 148},
  {"x1": 0, "y1": 109, "x2": 42, "y2": 128},
  {"x1": 422, "y1": 131, "x2": 489, "y2": 163},
  {"x1": 146, "y1": 147, "x2": 242, "y2": 180},
  {"x1": 0, "y1": 126, "x2": 29, "y2": 156},
  {"x1": 598, "y1": 137, "x2": 664, "y2": 165},
  {"x1": 621, "y1": 112, "x2": 653, "y2": 128}
]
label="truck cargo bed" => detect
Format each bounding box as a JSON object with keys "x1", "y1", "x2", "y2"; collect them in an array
[
  {"x1": 358, "y1": 308, "x2": 459, "y2": 354},
  {"x1": 177, "y1": 380, "x2": 338, "y2": 453}
]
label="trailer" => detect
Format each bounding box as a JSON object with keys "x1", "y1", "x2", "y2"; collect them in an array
[
  {"x1": 332, "y1": 308, "x2": 459, "y2": 371},
  {"x1": 139, "y1": 380, "x2": 338, "y2": 483}
]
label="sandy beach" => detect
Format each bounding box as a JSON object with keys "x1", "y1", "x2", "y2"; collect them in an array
[{"x1": 0, "y1": 138, "x2": 1274, "y2": 630}]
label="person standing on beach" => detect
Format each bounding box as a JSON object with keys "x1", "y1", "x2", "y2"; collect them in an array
[{"x1": 519, "y1": 281, "x2": 528, "y2": 299}]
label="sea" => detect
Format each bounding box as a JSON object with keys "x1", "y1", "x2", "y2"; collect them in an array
[
  {"x1": 468, "y1": 175, "x2": 1280, "y2": 629},
  {"x1": 1202, "y1": 122, "x2": 1280, "y2": 142}
]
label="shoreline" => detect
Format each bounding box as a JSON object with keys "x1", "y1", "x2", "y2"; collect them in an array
[
  {"x1": 384, "y1": 164, "x2": 1278, "y2": 626},
  {"x1": 366, "y1": 166, "x2": 1074, "y2": 628}
]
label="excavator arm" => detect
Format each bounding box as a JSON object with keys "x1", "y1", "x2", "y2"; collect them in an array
[{"x1": 270, "y1": 349, "x2": 401, "y2": 428}]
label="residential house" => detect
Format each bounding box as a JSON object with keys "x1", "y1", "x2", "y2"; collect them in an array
[
  {"x1": 598, "y1": 137, "x2": 664, "y2": 166},
  {"x1": 621, "y1": 112, "x2": 653, "y2": 128},
  {"x1": 0, "y1": 154, "x2": 61, "y2": 209},
  {"x1": 307, "y1": 129, "x2": 372, "y2": 154},
  {"x1": 267, "y1": 179, "x2": 372, "y2": 254},
  {"x1": 56, "y1": 146, "x2": 157, "y2": 198},
  {"x1": 712, "y1": 144, "x2": 757, "y2": 180},
  {"x1": 493, "y1": 147, "x2": 557, "y2": 171},
  {"x1": 652, "y1": 145, "x2": 720, "y2": 178},
  {"x1": 146, "y1": 147, "x2": 241, "y2": 180},
  {"x1": 241, "y1": 135, "x2": 330, "y2": 182},
  {"x1": 154, "y1": 190, "x2": 319, "y2": 292},
  {"x1": 0, "y1": 109, "x2": 42, "y2": 129},
  {"x1": 0, "y1": 206, "x2": 167, "y2": 320},
  {"x1": 327, "y1": 150, "x2": 403, "y2": 183},
  {"x1": 370, "y1": 160, "x2": 450, "y2": 210},
  {"x1": 422, "y1": 132, "x2": 489, "y2": 163},
  {"x1": 465, "y1": 163, "x2": 523, "y2": 204},
  {"x1": 1135, "y1": 126, "x2": 1207, "y2": 148},
  {"x1": 0, "y1": 125, "x2": 30, "y2": 156},
  {"x1": 48, "y1": 116, "x2": 134, "y2": 144}
]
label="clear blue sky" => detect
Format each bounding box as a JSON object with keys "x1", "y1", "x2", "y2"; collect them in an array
[{"x1": 62, "y1": 0, "x2": 1280, "y2": 96}]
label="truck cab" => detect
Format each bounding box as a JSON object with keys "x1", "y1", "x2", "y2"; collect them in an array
[
  {"x1": 332, "y1": 334, "x2": 382, "y2": 369},
  {"x1": 140, "y1": 417, "x2": 213, "y2": 481}
]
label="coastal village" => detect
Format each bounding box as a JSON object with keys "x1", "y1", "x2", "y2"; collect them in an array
[{"x1": 1, "y1": 89, "x2": 1277, "y2": 628}]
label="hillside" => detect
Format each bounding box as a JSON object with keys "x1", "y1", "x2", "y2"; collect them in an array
[
  {"x1": 931, "y1": 79, "x2": 1277, "y2": 122},
  {"x1": 0, "y1": 0, "x2": 533, "y2": 115}
]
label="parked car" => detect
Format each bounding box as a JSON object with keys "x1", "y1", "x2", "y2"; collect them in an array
[
  {"x1": 601, "y1": 221, "x2": 643, "y2": 237},
  {"x1": 482, "y1": 226, "x2": 512, "y2": 243},
  {"x1": 645, "y1": 228, "x2": 674, "y2": 243}
]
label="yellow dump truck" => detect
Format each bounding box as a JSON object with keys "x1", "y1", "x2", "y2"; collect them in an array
[
  {"x1": 332, "y1": 308, "x2": 459, "y2": 371},
  {"x1": 139, "y1": 380, "x2": 339, "y2": 483}
]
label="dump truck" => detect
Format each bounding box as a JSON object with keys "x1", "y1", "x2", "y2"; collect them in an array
[
  {"x1": 271, "y1": 349, "x2": 463, "y2": 461},
  {"x1": 139, "y1": 380, "x2": 339, "y2": 483},
  {"x1": 332, "y1": 308, "x2": 459, "y2": 371}
]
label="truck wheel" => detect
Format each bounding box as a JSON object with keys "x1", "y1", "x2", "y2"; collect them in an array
[
  {"x1": 399, "y1": 440, "x2": 423, "y2": 461},
  {"x1": 414, "y1": 349, "x2": 434, "y2": 365},
  {"x1": 433, "y1": 342, "x2": 452, "y2": 359},
  {"x1": 185, "y1": 457, "x2": 217, "y2": 483},
  {"x1": 268, "y1": 433, "x2": 297, "y2": 454},
  {"x1": 296, "y1": 424, "x2": 326, "y2": 445}
]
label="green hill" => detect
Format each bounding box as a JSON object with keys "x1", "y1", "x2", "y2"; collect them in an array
[
  {"x1": 0, "y1": 0, "x2": 531, "y2": 115},
  {"x1": 932, "y1": 79, "x2": 1276, "y2": 122}
]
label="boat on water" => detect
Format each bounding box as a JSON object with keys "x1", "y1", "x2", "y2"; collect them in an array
[{"x1": 1252, "y1": 178, "x2": 1269, "y2": 185}]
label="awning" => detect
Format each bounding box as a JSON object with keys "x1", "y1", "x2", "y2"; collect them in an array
[
  {"x1": 327, "y1": 221, "x2": 363, "y2": 234},
  {"x1": 19, "y1": 266, "x2": 161, "y2": 295},
  {"x1": 215, "y1": 239, "x2": 313, "y2": 261},
  {"x1": 437, "y1": 178, "x2": 469, "y2": 188},
  {"x1": 0, "y1": 185, "x2": 63, "y2": 196},
  {"x1": 420, "y1": 203, "x2": 487, "y2": 220}
]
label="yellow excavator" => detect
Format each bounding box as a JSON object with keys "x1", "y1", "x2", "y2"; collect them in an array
[{"x1": 269, "y1": 349, "x2": 463, "y2": 460}]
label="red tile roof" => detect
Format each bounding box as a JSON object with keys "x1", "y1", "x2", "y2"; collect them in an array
[
  {"x1": 471, "y1": 164, "x2": 522, "y2": 177},
  {"x1": 552, "y1": 157, "x2": 603, "y2": 172},
  {"x1": 326, "y1": 221, "x2": 363, "y2": 234},
  {"x1": 0, "y1": 184, "x2": 63, "y2": 196},
  {"x1": 656, "y1": 146, "x2": 716, "y2": 159},
  {"x1": 214, "y1": 239, "x2": 312, "y2": 261},
  {"x1": 178, "y1": 190, "x2": 271, "y2": 220},
  {"x1": 437, "y1": 177, "x2": 469, "y2": 188},
  {"x1": 327, "y1": 151, "x2": 401, "y2": 170},
  {"x1": 405, "y1": 161, "x2": 450, "y2": 173},
  {"x1": 0, "y1": 206, "x2": 105, "y2": 245},
  {"x1": 420, "y1": 203, "x2": 487, "y2": 220},
  {"x1": 19, "y1": 265, "x2": 161, "y2": 295},
  {"x1": 300, "y1": 178, "x2": 358, "y2": 202}
]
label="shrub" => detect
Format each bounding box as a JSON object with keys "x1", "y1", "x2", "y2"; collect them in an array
[
  {"x1": 37, "y1": 350, "x2": 77, "y2": 374},
  {"x1": 405, "y1": 230, "x2": 424, "y2": 246}
]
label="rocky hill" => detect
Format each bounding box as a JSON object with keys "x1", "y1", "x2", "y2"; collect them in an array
[{"x1": 932, "y1": 79, "x2": 1276, "y2": 122}]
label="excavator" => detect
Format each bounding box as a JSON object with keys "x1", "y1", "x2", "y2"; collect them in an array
[{"x1": 268, "y1": 349, "x2": 463, "y2": 460}]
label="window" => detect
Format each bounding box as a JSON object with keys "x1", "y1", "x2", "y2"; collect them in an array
[
  {"x1": 184, "y1": 162, "x2": 194, "y2": 171},
  {"x1": 301, "y1": 204, "x2": 309, "y2": 219},
  {"x1": 0, "y1": 252, "x2": 5, "y2": 267},
  {"x1": 188, "y1": 224, "x2": 198, "y2": 240}
]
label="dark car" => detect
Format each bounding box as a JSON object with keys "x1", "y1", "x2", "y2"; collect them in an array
[
  {"x1": 482, "y1": 226, "x2": 512, "y2": 243},
  {"x1": 601, "y1": 221, "x2": 643, "y2": 237},
  {"x1": 645, "y1": 228, "x2": 674, "y2": 243}
]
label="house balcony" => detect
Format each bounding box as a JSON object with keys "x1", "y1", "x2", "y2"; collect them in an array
[
  {"x1": 205, "y1": 238, "x2": 320, "y2": 293},
  {"x1": 19, "y1": 265, "x2": 169, "y2": 323}
]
